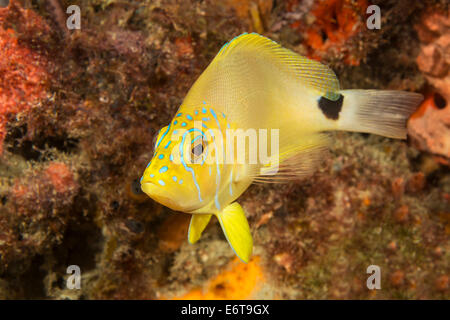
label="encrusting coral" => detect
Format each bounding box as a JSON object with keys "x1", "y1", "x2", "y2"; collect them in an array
[
  {"x1": 0, "y1": 5, "x2": 51, "y2": 154},
  {"x1": 408, "y1": 9, "x2": 450, "y2": 164}
]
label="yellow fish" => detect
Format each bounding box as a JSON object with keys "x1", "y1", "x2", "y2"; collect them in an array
[{"x1": 140, "y1": 33, "x2": 423, "y2": 263}]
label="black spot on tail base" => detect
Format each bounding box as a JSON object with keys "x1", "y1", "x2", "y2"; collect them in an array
[{"x1": 318, "y1": 94, "x2": 344, "y2": 120}]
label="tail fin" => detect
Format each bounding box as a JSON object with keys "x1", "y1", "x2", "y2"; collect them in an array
[{"x1": 337, "y1": 90, "x2": 423, "y2": 139}]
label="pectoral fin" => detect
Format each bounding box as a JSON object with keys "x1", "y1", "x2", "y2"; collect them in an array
[
  {"x1": 216, "y1": 202, "x2": 253, "y2": 263},
  {"x1": 188, "y1": 214, "x2": 212, "y2": 244}
]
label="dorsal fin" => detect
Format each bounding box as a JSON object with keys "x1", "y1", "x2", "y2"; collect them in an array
[{"x1": 215, "y1": 33, "x2": 340, "y2": 100}]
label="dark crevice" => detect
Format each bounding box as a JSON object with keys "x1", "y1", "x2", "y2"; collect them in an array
[
  {"x1": 52, "y1": 192, "x2": 103, "y2": 273},
  {"x1": 9, "y1": 255, "x2": 48, "y2": 299},
  {"x1": 5, "y1": 124, "x2": 79, "y2": 161},
  {"x1": 434, "y1": 92, "x2": 446, "y2": 109},
  {"x1": 53, "y1": 221, "x2": 103, "y2": 273}
]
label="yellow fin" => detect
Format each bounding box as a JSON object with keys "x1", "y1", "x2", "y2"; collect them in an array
[
  {"x1": 188, "y1": 214, "x2": 212, "y2": 244},
  {"x1": 216, "y1": 202, "x2": 253, "y2": 263},
  {"x1": 215, "y1": 33, "x2": 340, "y2": 99}
]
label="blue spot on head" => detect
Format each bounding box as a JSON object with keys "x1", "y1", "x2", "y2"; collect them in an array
[
  {"x1": 172, "y1": 176, "x2": 177, "y2": 182},
  {"x1": 186, "y1": 114, "x2": 193, "y2": 120},
  {"x1": 202, "y1": 107, "x2": 207, "y2": 113},
  {"x1": 140, "y1": 176, "x2": 143, "y2": 183},
  {"x1": 179, "y1": 179, "x2": 183, "y2": 184},
  {"x1": 159, "y1": 166, "x2": 168, "y2": 173},
  {"x1": 203, "y1": 101, "x2": 206, "y2": 104},
  {"x1": 202, "y1": 117, "x2": 210, "y2": 121},
  {"x1": 158, "y1": 154, "x2": 164, "y2": 159},
  {"x1": 158, "y1": 180, "x2": 165, "y2": 186},
  {"x1": 181, "y1": 122, "x2": 187, "y2": 127},
  {"x1": 195, "y1": 110, "x2": 199, "y2": 115},
  {"x1": 164, "y1": 141, "x2": 171, "y2": 149},
  {"x1": 222, "y1": 112, "x2": 226, "y2": 118},
  {"x1": 176, "y1": 113, "x2": 182, "y2": 117},
  {"x1": 150, "y1": 173, "x2": 155, "y2": 178},
  {"x1": 170, "y1": 154, "x2": 174, "y2": 161},
  {"x1": 174, "y1": 120, "x2": 178, "y2": 125},
  {"x1": 146, "y1": 161, "x2": 151, "y2": 168},
  {"x1": 173, "y1": 130, "x2": 178, "y2": 134}
]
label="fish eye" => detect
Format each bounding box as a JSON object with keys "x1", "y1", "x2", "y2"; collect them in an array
[
  {"x1": 192, "y1": 143, "x2": 204, "y2": 156},
  {"x1": 191, "y1": 138, "x2": 207, "y2": 163}
]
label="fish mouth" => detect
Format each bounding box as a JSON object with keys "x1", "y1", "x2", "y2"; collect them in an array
[
  {"x1": 141, "y1": 182, "x2": 170, "y2": 201},
  {"x1": 141, "y1": 182, "x2": 203, "y2": 212},
  {"x1": 140, "y1": 182, "x2": 184, "y2": 211}
]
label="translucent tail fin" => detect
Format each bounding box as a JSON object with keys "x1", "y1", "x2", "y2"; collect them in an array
[{"x1": 338, "y1": 90, "x2": 423, "y2": 139}]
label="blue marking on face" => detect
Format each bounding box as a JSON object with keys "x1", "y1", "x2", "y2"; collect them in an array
[
  {"x1": 222, "y1": 112, "x2": 226, "y2": 118},
  {"x1": 203, "y1": 101, "x2": 206, "y2": 104},
  {"x1": 186, "y1": 114, "x2": 193, "y2": 120},
  {"x1": 181, "y1": 122, "x2": 187, "y2": 127},
  {"x1": 158, "y1": 180, "x2": 165, "y2": 186},
  {"x1": 156, "y1": 124, "x2": 171, "y2": 149},
  {"x1": 159, "y1": 166, "x2": 168, "y2": 173},
  {"x1": 207, "y1": 128, "x2": 222, "y2": 211},
  {"x1": 173, "y1": 130, "x2": 178, "y2": 134},
  {"x1": 170, "y1": 154, "x2": 174, "y2": 161},
  {"x1": 176, "y1": 113, "x2": 182, "y2": 117},
  {"x1": 150, "y1": 173, "x2": 155, "y2": 178},
  {"x1": 209, "y1": 108, "x2": 221, "y2": 130},
  {"x1": 158, "y1": 154, "x2": 164, "y2": 159},
  {"x1": 180, "y1": 128, "x2": 205, "y2": 202},
  {"x1": 195, "y1": 110, "x2": 199, "y2": 115},
  {"x1": 210, "y1": 108, "x2": 225, "y2": 210},
  {"x1": 140, "y1": 176, "x2": 143, "y2": 183},
  {"x1": 164, "y1": 141, "x2": 171, "y2": 149},
  {"x1": 172, "y1": 176, "x2": 177, "y2": 182},
  {"x1": 202, "y1": 107, "x2": 207, "y2": 113},
  {"x1": 192, "y1": 135, "x2": 202, "y2": 143},
  {"x1": 202, "y1": 117, "x2": 210, "y2": 121},
  {"x1": 174, "y1": 120, "x2": 178, "y2": 125},
  {"x1": 146, "y1": 162, "x2": 151, "y2": 168},
  {"x1": 202, "y1": 123, "x2": 207, "y2": 129},
  {"x1": 179, "y1": 179, "x2": 183, "y2": 184}
]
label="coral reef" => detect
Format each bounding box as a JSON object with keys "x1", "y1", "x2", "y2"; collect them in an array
[
  {"x1": 0, "y1": 0, "x2": 448, "y2": 300},
  {"x1": 291, "y1": 0, "x2": 368, "y2": 65},
  {"x1": 0, "y1": 5, "x2": 51, "y2": 154},
  {"x1": 408, "y1": 93, "x2": 449, "y2": 163},
  {"x1": 408, "y1": 9, "x2": 450, "y2": 164}
]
